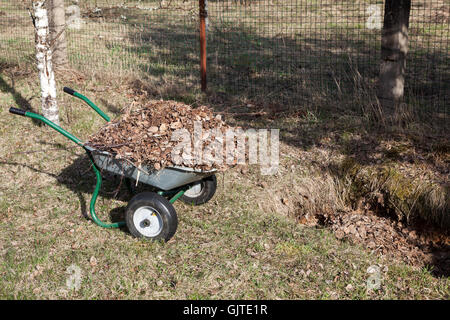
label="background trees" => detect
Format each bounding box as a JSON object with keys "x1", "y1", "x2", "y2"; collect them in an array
[
  {"x1": 378, "y1": 0, "x2": 412, "y2": 114},
  {"x1": 31, "y1": 0, "x2": 59, "y2": 123},
  {"x1": 48, "y1": 0, "x2": 68, "y2": 68}
]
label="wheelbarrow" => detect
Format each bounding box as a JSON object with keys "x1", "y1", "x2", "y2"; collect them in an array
[{"x1": 8, "y1": 87, "x2": 217, "y2": 242}]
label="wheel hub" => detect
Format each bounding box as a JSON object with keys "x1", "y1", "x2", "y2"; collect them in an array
[
  {"x1": 133, "y1": 206, "x2": 163, "y2": 237},
  {"x1": 184, "y1": 182, "x2": 203, "y2": 198},
  {"x1": 142, "y1": 219, "x2": 151, "y2": 227}
]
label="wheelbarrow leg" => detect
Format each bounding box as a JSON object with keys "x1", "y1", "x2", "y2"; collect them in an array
[
  {"x1": 157, "y1": 189, "x2": 186, "y2": 204},
  {"x1": 89, "y1": 159, "x2": 125, "y2": 229},
  {"x1": 168, "y1": 189, "x2": 185, "y2": 204}
]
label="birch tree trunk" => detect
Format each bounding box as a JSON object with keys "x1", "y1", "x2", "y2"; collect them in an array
[
  {"x1": 48, "y1": 0, "x2": 68, "y2": 67},
  {"x1": 33, "y1": 1, "x2": 59, "y2": 124},
  {"x1": 378, "y1": 0, "x2": 411, "y2": 112}
]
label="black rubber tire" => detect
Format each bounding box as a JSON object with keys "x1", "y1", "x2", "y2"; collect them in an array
[
  {"x1": 180, "y1": 175, "x2": 217, "y2": 206},
  {"x1": 125, "y1": 192, "x2": 178, "y2": 241}
]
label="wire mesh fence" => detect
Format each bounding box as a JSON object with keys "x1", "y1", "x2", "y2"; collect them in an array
[
  {"x1": 0, "y1": 0, "x2": 200, "y2": 89},
  {"x1": 206, "y1": 0, "x2": 449, "y2": 113},
  {"x1": 0, "y1": 0, "x2": 449, "y2": 115}
]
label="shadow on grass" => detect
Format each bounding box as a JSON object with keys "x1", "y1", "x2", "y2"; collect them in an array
[
  {"x1": 0, "y1": 155, "x2": 131, "y2": 234},
  {"x1": 58, "y1": 154, "x2": 135, "y2": 235},
  {"x1": 99, "y1": 98, "x2": 122, "y2": 115},
  {"x1": 0, "y1": 75, "x2": 33, "y2": 111},
  {"x1": 57, "y1": 153, "x2": 131, "y2": 217},
  {"x1": 0, "y1": 74, "x2": 43, "y2": 126}
]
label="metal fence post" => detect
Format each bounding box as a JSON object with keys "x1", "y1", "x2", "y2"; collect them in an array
[{"x1": 199, "y1": 0, "x2": 207, "y2": 92}]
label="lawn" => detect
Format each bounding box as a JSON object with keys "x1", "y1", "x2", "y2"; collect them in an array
[
  {"x1": 0, "y1": 0, "x2": 448, "y2": 299},
  {"x1": 0, "y1": 68, "x2": 448, "y2": 299}
]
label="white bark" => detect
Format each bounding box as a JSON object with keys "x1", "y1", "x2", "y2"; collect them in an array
[{"x1": 33, "y1": 1, "x2": 59, "y2": 124}]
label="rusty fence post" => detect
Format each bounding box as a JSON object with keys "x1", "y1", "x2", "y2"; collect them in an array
[{"x1": 199, "y1": 0, "x2": 207, "y2": 92}]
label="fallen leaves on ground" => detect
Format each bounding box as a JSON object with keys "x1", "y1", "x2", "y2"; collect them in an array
[{"x1": 315, "y1": 209, "x2": 450, "y2": 276}]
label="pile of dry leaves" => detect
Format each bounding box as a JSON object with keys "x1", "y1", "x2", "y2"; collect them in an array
[
  {"x1": 87, "y1": 100, "x2": 234, "y2": 171},
  {"x1": 317, "y1": 210, "x2": 450, "y2": 276}
]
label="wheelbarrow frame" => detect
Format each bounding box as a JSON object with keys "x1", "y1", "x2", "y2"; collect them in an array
[{"x1": 8, "y1": 87, "x2": 215, "y2": 231}]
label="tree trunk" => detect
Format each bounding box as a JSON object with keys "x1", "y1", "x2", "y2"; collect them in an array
[
  {"x1": 378, "y1": 0, "x2": 411, "y2": 111},
  {"x1": 48, "y1": 0, "x2": 68, "y2": 67},
  {"x1": 33, "y1": 1, "x2": 59, "y2": 124}
]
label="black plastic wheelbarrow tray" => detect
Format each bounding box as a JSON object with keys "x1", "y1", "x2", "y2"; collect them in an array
[{"x1": 8, "y1": 87, "x2": 217, "y2": 241}]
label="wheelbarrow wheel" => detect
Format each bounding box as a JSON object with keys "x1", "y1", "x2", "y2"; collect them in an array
[
  {"x1": 180, "y1": 175, "x2": 217, "y2": 206},
  {"x1": 125, "y1": 192, "x2": 178, "y2": 241}
]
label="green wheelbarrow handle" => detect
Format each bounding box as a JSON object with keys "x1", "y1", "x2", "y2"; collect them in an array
[
  {"x1": 63, "y1": 87, "x2": 111, "y2": 122},
  {"x1": 8, "y1": 107, "x2": 124, "y2": 229},
  {"x1": 9, "y1": 107, "x2": 84, "y2": 146}
]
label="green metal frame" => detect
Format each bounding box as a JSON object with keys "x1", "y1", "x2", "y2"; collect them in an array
[
  {"x1": 70, "y1": 91, "x2": 111, "y2": 122},
  {"x1": 158, "y1": 189, "x2": 186, "y2": 204},
  {"x1": 87, "y1": 154, "x2": 125, "y2": 228},
  {"x1": 16, "y1": 89, "x2": 186, "y2": 230}
]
